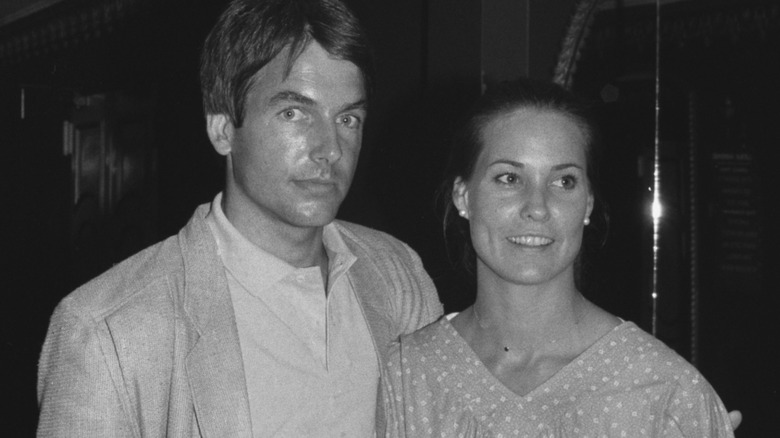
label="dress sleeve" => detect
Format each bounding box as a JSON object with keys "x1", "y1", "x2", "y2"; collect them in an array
[
  {"x1": 661, "y1": 375, "x2": 735, "y2": 438},
  {"x1": 37, "y1": 299, "x2": 135, "y2": 438}
]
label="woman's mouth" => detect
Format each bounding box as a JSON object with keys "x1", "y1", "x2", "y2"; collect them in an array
[{"x1": 507, "y1": 235, "x2": 553, "y2": 246}]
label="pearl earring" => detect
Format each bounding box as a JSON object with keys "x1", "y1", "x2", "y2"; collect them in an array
[
  {"x1": 583, "y1": 217, "x2": 590, "y2": 226},
  {"x1": 459, "y1": 210, "x2": 467, "y2": 218}
]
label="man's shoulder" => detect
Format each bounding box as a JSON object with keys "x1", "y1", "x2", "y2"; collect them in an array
[
  {"x1": 333, "y1": 220, "x2": 443, "y2": 336},
  {"x1": 60, "y1": 233, "x2": 185, "y2": 324},
  {"x1": 59, "y1": 204, "x2": 216, "y2": 323},
  {"x1": 333, "y1": 220, "x2": 412, "y2": 255}
]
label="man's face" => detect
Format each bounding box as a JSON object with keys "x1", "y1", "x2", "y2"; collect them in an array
[{"x1": 209, "y1": 42, "x2": 366, "y2": 240}]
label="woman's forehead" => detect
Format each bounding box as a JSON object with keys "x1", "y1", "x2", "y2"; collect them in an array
[{"x1": 479, "y1": 108, "x2": 588, "y2": 162}]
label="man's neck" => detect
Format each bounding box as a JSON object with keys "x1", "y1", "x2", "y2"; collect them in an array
[{"x1": 221, "y1": 196, "x2": 329, "y2": 270}]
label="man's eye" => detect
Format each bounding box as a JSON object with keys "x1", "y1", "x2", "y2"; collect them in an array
[
  {"x1": 280, "y1": 108, "x2": 304, "y2": 121},
  {"x1": 338, "y1": 114, "x2": 361, "y2": 129}
]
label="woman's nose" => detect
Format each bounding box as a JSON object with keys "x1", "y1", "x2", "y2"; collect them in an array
[{"x1": 521, "y1": 185, "x2": 550, "y2": 221}]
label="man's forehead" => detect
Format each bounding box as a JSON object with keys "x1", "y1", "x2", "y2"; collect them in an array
[
  {"x1": 251, "y1": 42, "x2": 365, "y2": 102},
  {"x1": 269, "y1": 41, "x2": 364, "y2": 87}
]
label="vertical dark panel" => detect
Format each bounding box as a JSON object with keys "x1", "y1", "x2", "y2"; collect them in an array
[
  {"x1": 1, "y1": 74, "x2": 72, "y2": 435},
  {"x1": 528, "y1": 0, "x2": 579, "y2": 80},
  {"x1": 482, "y1": 0, "x2": 530, "y2": 82},
  {"x1": 571, "y1": 2, "x2": 779, "y2": 434}
]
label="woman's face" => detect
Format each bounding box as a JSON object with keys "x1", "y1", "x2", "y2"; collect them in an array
[{"x1": 453, "y1": 107, "x2": 593, "y2": 287}]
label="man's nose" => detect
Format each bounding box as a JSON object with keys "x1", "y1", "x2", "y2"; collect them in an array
[{"x1": 311, "y1": 120, "x2": 342, "y2": 164}]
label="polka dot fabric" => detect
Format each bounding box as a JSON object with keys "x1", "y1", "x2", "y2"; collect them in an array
[{"x1": 384, "y1": 319, "x2": 734, "y2": 438}]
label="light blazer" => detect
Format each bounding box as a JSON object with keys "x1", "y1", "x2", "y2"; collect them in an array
[{"x1": 37, "y1": 203, "x2": 443, "y2": 437}]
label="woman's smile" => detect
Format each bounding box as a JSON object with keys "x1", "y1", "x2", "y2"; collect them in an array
[{"x1": 506, "y1": 235, "x2": 554, "y2": 247}]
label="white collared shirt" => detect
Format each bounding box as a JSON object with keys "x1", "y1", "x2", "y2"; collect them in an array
[{"x1": 206, "y1": 193, "x2": 378, "y2": 437}]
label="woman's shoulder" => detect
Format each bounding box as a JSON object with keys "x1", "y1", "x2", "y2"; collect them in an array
[
  {"x1": 610, "y1": 322, "x2": 712, "y2": 389},
  {"x1": 612, "y1": 323, "x2": 733, "y2": 435},
  {"x1": 385, "y1": 317, "x2": 454, "y2": 377},
  {"x1": 395, "y1": 316, "x2": 470, "y2": 365},
  {"x1": 609, "y1": 322, "x2": 683, "y2": 362},
  {"x1": 399, "y1": 316, "x2": 452, "y2": 347}
]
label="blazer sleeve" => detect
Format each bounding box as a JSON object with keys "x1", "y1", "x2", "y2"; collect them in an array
[
  {"x1": 37, "y1": 298, "x2": 136, "y2": 438},
  {"x1": 396, "y1": 242, "x2": 443, "y2": 336},
  {"x1": 380, "y1": 341, "x2": 406, "y2": 438}
]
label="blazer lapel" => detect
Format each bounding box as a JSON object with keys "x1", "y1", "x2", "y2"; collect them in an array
[
  {"x1": 342, "y1": 231, "x2": 397, "y2": 436},
  {"x1": 344, "y1": 238, "x2": 395, "y2": 356},
  {"x1": 180, "y1": 207, "x2": 252, "y2": 437}
]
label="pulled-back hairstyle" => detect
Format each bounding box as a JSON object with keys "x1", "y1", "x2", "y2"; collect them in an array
[
  {"x1": 200, "y1": 0, "x2": 373, "y2": 127},
  {"x1": 440, "y1": 78, "x2": 607, "y2": 279}
]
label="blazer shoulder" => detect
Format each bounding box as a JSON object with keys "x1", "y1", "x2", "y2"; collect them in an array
[
  {"x1": 334, "y1": 220, "x2": 414, "y2": 255},
  {"x1": 58, "y1": 234, "x2": 184, "y2": 324}
]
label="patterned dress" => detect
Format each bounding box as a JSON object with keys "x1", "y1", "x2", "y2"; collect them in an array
[{"x1": 384, "y1": 318, "x2": 734, "y2": 438}]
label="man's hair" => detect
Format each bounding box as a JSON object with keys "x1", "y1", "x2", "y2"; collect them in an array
[{"x1": 200, "y1": 0, "x2": 373, "y2": 127}]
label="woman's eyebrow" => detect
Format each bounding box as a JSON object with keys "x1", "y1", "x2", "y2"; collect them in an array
[
  {"x1": 489, "y1": 159, "x2": 523, "y2": 168},
  {"x1": 487, "y1": 160, "x2": 584, "y2": 171},
  {"x1": 552, "y1": 163, "x2": 584, "y2": 171}
]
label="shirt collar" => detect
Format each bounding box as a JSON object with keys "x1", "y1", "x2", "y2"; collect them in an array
[
  {"x1": 322, "y1": 221, "x2": 357, "y2": 289},
  {"x1": 205, "y1": 192, "x2": 356, "y2": 292}
]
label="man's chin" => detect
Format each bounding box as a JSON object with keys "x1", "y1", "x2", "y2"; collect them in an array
[{"x1": 291, "y1": 202, "x2": 342, "y2": 227}]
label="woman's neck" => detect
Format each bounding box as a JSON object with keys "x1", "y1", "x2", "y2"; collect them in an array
[
  {"x1": 450, "y1": 268, "x2": 621, "y2": 397},
  {"x1": 471, "y1": 284, "x2": 591, "y2": 352}
]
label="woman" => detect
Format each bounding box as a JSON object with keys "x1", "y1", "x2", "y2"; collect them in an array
[{"x1": 384, "y1": 79, "x2": 735, "y2": 437}]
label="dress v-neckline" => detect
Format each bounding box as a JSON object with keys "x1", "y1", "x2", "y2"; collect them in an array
[{"x1": 440, "y1": 317, "x2": 629, "y2": 401}]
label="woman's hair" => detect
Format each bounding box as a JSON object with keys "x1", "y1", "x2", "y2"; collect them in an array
[
  {"x1": 439, "y1": 78, "x2": 607, "y2": 281},
  {"x1": 200, "y1": 0, "x2": 373, "y2": 128}
]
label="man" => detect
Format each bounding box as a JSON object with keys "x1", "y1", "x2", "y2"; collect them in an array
[{"x1": 36, "y1": 0, "x2": 443, "y2": 436}]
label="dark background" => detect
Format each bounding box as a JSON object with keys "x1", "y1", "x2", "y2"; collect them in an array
[{"x1": 1, "y1": 0, "x2": 777, "y2": 435}]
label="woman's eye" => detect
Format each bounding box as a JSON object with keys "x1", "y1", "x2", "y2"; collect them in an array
[
  {"x1": 496, "y1": 173, "x2": 519, "y2": 184},
  {"x1": 553, "y1": 175, "x2": 577, "y2": 189}
]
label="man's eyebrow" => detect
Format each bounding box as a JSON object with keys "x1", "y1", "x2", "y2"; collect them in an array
[
  {"x1": 341, "y1": 99, "x2": 368, "y2": 113},
  {"x1": 268, "y1": 90, "x2": 316, "y2": 106},
  {"x1": 268, "y1": 92, "x2": 367, "y2": 113}
]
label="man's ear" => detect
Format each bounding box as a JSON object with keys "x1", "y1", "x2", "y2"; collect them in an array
[
  {"x1": 452, "y1": 177, "x2": 470, "y2": 219},
  {"x1": 206, "y1": 114, "x2": 234, "y2": 156}
]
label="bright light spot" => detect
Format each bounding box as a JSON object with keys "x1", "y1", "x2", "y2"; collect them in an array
[{"x1": 651, "y1": 199, "x2": 663, "y2": 220}]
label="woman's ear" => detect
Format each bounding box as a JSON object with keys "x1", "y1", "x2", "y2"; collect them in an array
[
  {"x1": 206, "y1": 113, "x2": 234, "y2": 156},
  {"x1": 586, "y1": 192, "x2": 595, "y2": 223},
  {"x1": 452, "y1": 177, "x2": 470, "y2": 219}
]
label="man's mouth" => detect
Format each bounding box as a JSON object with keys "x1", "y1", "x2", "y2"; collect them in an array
[{"x1": 295, "y1": 178, "x2": 339, "y2": 194}]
